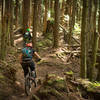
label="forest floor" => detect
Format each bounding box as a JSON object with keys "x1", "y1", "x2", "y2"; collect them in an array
[
  {"x1": 7, "y1": 32, "x2": 83, "y2": 100},
  {"x1": 0, "y1": 32, "x2": 93, "y2": 100}
]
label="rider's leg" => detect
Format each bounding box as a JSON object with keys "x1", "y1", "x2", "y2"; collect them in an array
[
  {"x1": 29, "y1": 61, "x2": 36, "y2": 78},
  {"x1": 29, "y1": 61, "x2": 35, "y2": 71},
  {"x1": 21, "y1": 63, "x2": 28, "y2": 77}
]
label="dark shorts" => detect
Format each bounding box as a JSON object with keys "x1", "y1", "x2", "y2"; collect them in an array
[{"x1": 21, "y1": 60, "x2": 35, "y2": 77}]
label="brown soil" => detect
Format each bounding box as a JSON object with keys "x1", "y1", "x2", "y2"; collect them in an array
[{"x1": 8, "y1": 33, "x2": 80, "y2": 100}]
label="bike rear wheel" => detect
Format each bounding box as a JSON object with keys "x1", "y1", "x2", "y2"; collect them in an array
[
  {"x1": 25, "y1": 70, "x2": 37, "y2": 96},
  {"x1": 32, "y1": 78, "x2": 37, "y2": 87},
  {"x1": 25, "y1": 76, "x2": 31, "y2": 96},
  {"x1": 30, "y1": 71, "x2": 37, "y2": 87}
]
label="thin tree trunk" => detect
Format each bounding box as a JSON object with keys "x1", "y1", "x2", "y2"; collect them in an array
[
  {"x1": 32, "y1": 0, "x2": 39, "y2": 49},
  {"x1": 43, "y1": 0, "x2": 48, "y2": 36},
  {"x1": 15, "y1": 0, "x2": 19, "y2": 28},
  {"x1": 7, "y1": 0, "x2": 11, "y2": 46},
  {"x1": 91, "y1": 32, "x2": 99, "y2": 81},
  {"x1": 50, "y1": 0, "x2": 54, "y2": 17},
  {"x1": 77, "y1": 1, "x2": 82, "y2": 23},
  {"x1": 19, "y1": 1, "x2": 23, "y2": 25},
  {"x1": 98, "y1": 0, "x2": 100, "y2": 50},
  {"x1": 96, "y1": 4, "x2": 100, "y2": 81},
  {"x1": 61, "y1": 0, "x2": 65, "y2": 20},
  {"x1": 90, "y1": 0, "x2": 98, "y2": 81},
  {"x1": 38, "y1": 0, "x2": 42, "y2": 32},
  {"x1": 53, "y1": 0, "x2": 60, "y2": 48},
  {"x1": 65, "y1": 0, "x2": 70, "y2": 15},
  {"x1": 9, "y1": 0, "x2": 14, "y2": 46},
  {"x1": 23, "y1": 0, "x2": 30, "y2": 34},
  {"x1": 86, "y1": 0, "x2": 93, "y2": 79},
  {"x1": 68, "y1": 0, "x2": 77, "y2": 45},
  {"x1": 1, "y1": 0, "x2": 6, "y2": 60},
  {"x1": 81, "y1": 0, "x2": 88, "y2": 78}
]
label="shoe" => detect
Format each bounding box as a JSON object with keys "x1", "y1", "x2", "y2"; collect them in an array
[{"x1": 31, "y1": 71, "x2": 36, "y2": 78}]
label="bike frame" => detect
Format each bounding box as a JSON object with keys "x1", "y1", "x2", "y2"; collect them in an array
[{"x1": 25, "y1": 66, "x2": 36, "y2": 96}]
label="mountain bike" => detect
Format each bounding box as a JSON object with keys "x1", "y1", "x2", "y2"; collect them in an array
[{"x1": 25, "y1": 67, "x2": 37, "y2": 96}]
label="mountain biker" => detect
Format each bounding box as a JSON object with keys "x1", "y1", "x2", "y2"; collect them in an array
[
  {"x1": 23, "y1": 28, "x2": 32, "y2": 47},
  {"x1": 20, "y1": 42, "x2": 41, "y2": 78}
]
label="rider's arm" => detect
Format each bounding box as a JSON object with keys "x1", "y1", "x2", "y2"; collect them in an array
[
  {"x1": 32, "y1": 48, "x2": 41, "y2": 61},
  {"x1": 34, "y1": 52, "x2": 41, "y2": 61}
]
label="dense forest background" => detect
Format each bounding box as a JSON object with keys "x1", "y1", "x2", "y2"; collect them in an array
[{"x1": 0, "y1": 0, "x2": 100, "y2": 100}]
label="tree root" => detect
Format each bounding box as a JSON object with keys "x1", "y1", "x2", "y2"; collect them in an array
[
  {"x1": 38, "y1": 87, "x2": 64, "y2": 100},
  {"x1": 30, "y1": 94, "x2": 40, "y2": 100}
]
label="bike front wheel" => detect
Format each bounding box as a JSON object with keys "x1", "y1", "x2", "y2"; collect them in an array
[{"x1": 25, "y1": 77, "x2": 31, "y2": 96}]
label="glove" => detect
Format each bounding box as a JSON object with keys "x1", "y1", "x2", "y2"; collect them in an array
[
  {"x1": 36, "y1": 58, "x2": 41, "y2": 62},
  {"x1": 37, "y1": 58, "x2": 41, "y2": 62}
]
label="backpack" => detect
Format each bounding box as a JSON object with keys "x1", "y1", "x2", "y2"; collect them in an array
[
  {"x1": 22, "y1": 47, "x2": 33, "y2": 59},
  {"x1": 24, "y1": 32, "x2": 31, "y2": 40}
]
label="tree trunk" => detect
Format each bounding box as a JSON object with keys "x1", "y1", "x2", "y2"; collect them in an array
[
  {"x1": 98, "y1": 0, "x2": 100, "y2": 49},
  {"x1": 80, "y1": 0, "x2": 88, "y2": 78},
  {"x1": 1, "y1": 0, "x2": 7, "y2": 60},
  {"x1": 9, "y1": 0, "x2": 14, "y2": 46},
  {"x1": 38, "y1": 0, "x2": 42, "y2": 32},
  {"x1": 90, "y1": 0, "x2": 98, "y2": 81},
  {"x1": 19, "y1": 1, "x2": 23, "y2": 25},
  {"x1": 65, "y1": 0, "x2": 69, "y2": 15},
  {"x1": 60, "y1": 0, "x2": 65, "y2": 23},
  {"x1": 61, "y1": 0, "x2": 65, "y2": 17},
  {"x1": 91, "y1": 32, "x2": 99, "y2": 81},
  {"x1": 76, "y1": 1, "x2": 82, "y2": 23},
  {"x1": 6, "y1": 0, "x2": 11, "y2": 46},
  {"x1": 23, "y1": 0, "x2": 30, "y2": 34},
  {"x1": 50, "y1": 0, "x2": 54, "y2": 17},
  {"x1": 15, "y1": 0, "x2": 19, "y2": 28},
  {"x1": 86, "y1": 0, "x2": 93, "y2": 79},
  {"x1": 43, "y1": 0, "x2": 48, "y2": 36},
  {"x1": 32, "y1": 0, "x2": 39, "y2": 49},
  {"x1": 53, "y1": 0, "x2": 60, "y2": 48},
  {"x1": 68, "y1": 0, "x2": 77, "y2": 45},
  {"x1": 96, "y1": 6, "x2": 100, "y2": 81}
]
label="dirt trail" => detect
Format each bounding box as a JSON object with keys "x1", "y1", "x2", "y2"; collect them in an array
[{"x1": 10, "y1": 33, "x2": 71, "y2": 100}]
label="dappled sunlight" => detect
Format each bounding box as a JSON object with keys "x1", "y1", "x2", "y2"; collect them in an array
[
  {"x1": 0, "y1": 0, "x2": 100, "y2": 100},
  {"x1": 14, "y1": 37, "x2": 23, "y2": 46}
]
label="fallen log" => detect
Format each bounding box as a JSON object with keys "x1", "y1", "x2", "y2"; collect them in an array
[
  {"x1": 72, "y1": 36, "x2": 80, "y2": 45},
  {"x1": 65, "y1": 45, "x2": 80, "y2": 47},
  {"x1": 13, "y1": 26, "x2": 23, "y2": 34},
  {"x1": 62, "y1": 50, "x2": 81, "y2": 54},
  {"x1": 64, "y1": 72, "x2": 100, "y2": 100}
]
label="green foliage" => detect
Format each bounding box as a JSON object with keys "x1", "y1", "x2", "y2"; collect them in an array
[
  {"x1": 54, "y1": 77, "x2": 64, "y2": 83},
  {"x1": 47, "y1": 76, "x2": 64, "y2": 86},
  {"x1": 45, "y1": 74, "x2": 67, "y2": 92},
  {"x1": 37, "y1": 33, "x2": 53, "y2": 51},
  {"x1": 0, "y1": 73, "x2": 5, "y2": 80},
  {"x1": 37, "y1": 59, "x2": 45, "y2": 65},
  {"x1": 39, "y1": 87, "x2": 63, "y2": 99},
  {"x1": 49, "y1": 10, "x2": 54, "y2": 17},
  {"x1": 59, "y1": 0, "x2": 63, "y2": 3},
  {"x1": 66, "y1": 71, "x2": 74, "y2": 75},
  {"x1": 73, "y1": 23, "x2": 81, "y2": 34},
  {"x1": 87, "y1": 81, "x2": 100, "y2": 92},
  {"x1": 31, "y1": 94, "x2": 40, "y2": 100},
  {"x1": 37, "y1": 39, "x2": 52, "y2": 48},
  {"x1": 48, "y1": 17, "x2": 54, "y2": 24},
  {"x1": 47, "y1": 80, "x2": 54, "y2": 86}
]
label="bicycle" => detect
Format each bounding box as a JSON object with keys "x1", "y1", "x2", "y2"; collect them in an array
[{"x1": 25, "y1": 66, "x2": 37, "y2": 96}]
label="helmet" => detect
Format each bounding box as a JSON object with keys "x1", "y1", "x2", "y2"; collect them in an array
[
  {"x1": 26, "y1": 28, "x2": 30, "y2": 32},
  {"x1": 26, "y1": 43, "x2": 32, "y2": 47}
]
